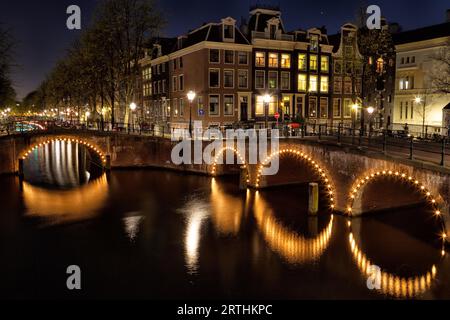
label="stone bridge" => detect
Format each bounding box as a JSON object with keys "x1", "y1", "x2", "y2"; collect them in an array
[{"x1": 0, "y1": 129, "x2": 449, "y2": 240}]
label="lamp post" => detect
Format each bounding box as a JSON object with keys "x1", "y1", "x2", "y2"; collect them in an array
[
  {"x1": 187, "y1": 90, "x2": 196, "y2": 137},
  {"x1": 130, "y1": 102, "x2": 137, "y2": 132},
  {"x1": 85, "y1": 111, "x2": 91, "y2": 127},
  {"x1": 263, "y1": 94, "x2": 272, "y2": 129},
  {"x1": 414, "y1": 96, "x2": 427, "y2": 138},
  {"x1": 367, "y1": 106, "x2": 375, "y2": 138}
]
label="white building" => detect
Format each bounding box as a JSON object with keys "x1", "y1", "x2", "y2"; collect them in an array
[{"x1": 392, "y1": 19, "x2": 450, "y2": 136}]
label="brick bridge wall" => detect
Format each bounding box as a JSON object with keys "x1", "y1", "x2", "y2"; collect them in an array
[{"x1": 0, "y1": 131, "x2": 448, "y2": 237}]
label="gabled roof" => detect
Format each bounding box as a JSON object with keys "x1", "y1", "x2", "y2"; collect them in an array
[
  {"x1": 178, "y1": 21, "x2": 250, "y2": 50},
  {"x1": 247, "y1": 12, "x2": 285, "y2": 35},
  {"x1": 393, "y1": 22, "x2": 450, "y2": 45}
]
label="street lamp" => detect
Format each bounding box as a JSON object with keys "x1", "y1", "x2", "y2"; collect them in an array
[
  {"x1": 414, "y1": 96, "x2": 427, "y2": 138},
  {"x1": 263, "y1": 94, "x2": 272, "y2": 129},
  {"x1": 130, "y1": 102, "x2": 137, "y2": 132},
  {"x1": 351, "y1": 103, "x2": 360, "y2": 137},
  {"x1": 367, "y1": 107, "x2": 375, "y2": 136},
  {"x1": 187, "y1": 90, "x2": 196, "y2": 136}
]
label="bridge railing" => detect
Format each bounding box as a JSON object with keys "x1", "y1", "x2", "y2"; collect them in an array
[
  {"x1": 2, "y1": 120, "x2": 448, "y2": 168},
  {"x1": 284, "y1": 123, "x2": 449, "y2": 168}
]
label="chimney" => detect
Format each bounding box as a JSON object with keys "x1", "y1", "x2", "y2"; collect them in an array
[{"x1": 446, "y1": 9, "x2": 450, "y2": 22}]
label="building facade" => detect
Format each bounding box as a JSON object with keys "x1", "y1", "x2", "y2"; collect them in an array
[
  {"x1": 392, "y1": 21, "x2": 450, "y2": 135},
  {"x1": 146, "y1": 17, "x2": 252, "y2": 130},
  {"x1": 139, "y1": 6, "x2": 401, "y2": 132},
  {"x1": 244, "y1": 7, "x2": 333, "y2": 128}
]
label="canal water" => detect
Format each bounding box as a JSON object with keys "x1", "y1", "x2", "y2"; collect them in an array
[{"x1": 0, "y1": 142, "x2": 449, "y2": 299}]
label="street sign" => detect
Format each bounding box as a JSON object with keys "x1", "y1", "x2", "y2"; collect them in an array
[
  {"x1": 274, "y1": 112, "x2": 280, "y2": 120},
  {"x1": 199, "y1": 109, "x2": 205, "y2": 116}
]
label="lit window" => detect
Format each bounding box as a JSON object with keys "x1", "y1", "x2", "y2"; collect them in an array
[
  {"x1": 298, "y1": 54, "x2": 307, "y2": 70},
  {"x1": 310, "y1": 55, "x2": 318, "y2": 71},
  {"x1": 255, "y1": 95, "x2": 276, "y2": 115},
  {"x1": 298, "y1": 74, "x2": 307, "y2": 91},
  {"x1": 321, "y1": 56, "x2": 329, "y2": 72},
  {"x1": 281, "y1": 54, "x2": 291, "y2": 68},
  {"x1": 309, "y1": 75, "x2": 318, "y2": 92},
  {"x1": 343, "y1": 99, "x2": 352, "y2": 118},
  {"x1": 255, "y1": 52, "x2": 265, "y2": 67},
  {"x1": 320, "y1": 76, "x2": 329, "y2": 93},
  {"x1": 255, "y1": 96, "x2": 264, "y2": 115},
  {"x1": 268, "y1": 53, "x2": 278, "y2": 68}
]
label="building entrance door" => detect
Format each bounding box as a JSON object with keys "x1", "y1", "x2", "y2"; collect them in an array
[{"x1": 240, "y1": 96, "x2": 248, "y2": 121}]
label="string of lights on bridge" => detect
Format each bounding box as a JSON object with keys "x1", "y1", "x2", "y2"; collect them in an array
[
  {"x1": 21, "y1": 137, "x2": 106, "y2": 164},
  {"x1": 255, "y1": 148, "x2": 336, "y2": 210},
  {"x1": 347, "y1": 169, "x2": 447, "y2": 250}
]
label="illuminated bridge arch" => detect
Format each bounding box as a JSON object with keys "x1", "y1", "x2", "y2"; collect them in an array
[
  {"x1": 346, "y1": 169, "x2": 447, "y2": 239},
  {"x1": 255, "y1": 148, "x2": 336, "y2": 210},
  {"x1": 20, "y1": 137, "x2": 107, "y2": 165},
  {"x1": 211, "y1": 146, "x2": 248, "y2": 179}
]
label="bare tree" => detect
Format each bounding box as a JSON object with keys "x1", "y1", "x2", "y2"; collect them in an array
[
  {"x1": 429, "y1": 41, "x2": 450, "y2": 94},
  {"x1": 0, "y1": 24, "x2": 16, "y2": 107}
]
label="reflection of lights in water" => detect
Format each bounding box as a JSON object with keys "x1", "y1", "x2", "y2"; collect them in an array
[
  {"x1": 210, "y1": 178, "x2": 243, "y2": 235},
  {"x1": 253, "y1": 191, "x2": 333, "y2": 264},
  {"x1": 348, "y1": 231, "x2": 438, "y2": 298},
  {"x1": 23, "y1": 174, "x2": 108, "y2": 225},
  {"x1": 181, "y1": 200, "x2": 209, "y2": 274},
  {"x1": 123, "y1": 214, "x2": 144, "y2": 242}
]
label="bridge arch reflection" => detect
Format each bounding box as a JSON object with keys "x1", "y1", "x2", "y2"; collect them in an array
[
  {"x1": 252, "y1": 190, "x2": 334, "y2": 264},
  {"x1": 22, "y1": 174, "x2": 108, "y2": 225},
  {"x1": 348, "y1": 220, "x2": 441, "y2": 298},
  {"x1": 347, "y1": 169, "x2": 447, "y2": 249}
]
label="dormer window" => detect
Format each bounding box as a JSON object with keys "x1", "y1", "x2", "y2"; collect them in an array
[
  {"x1": 224, "y1": 24, "x2": 234, "y2": 39},
  {"x1": 310, "y1": 35, "x2": 319, "y2": 52},
  {"x1": 222, "y1": 17, "x2": 236, "y2": 42},
  {"x1": 177, "y1": 36, "x2": 186, "y2": 50},
  {"x1": 270, "y1": 25, "x2": 277, "y2": 39},
  {"x1": 266, "y1": 17, "x2": 280, "y2": 40}
]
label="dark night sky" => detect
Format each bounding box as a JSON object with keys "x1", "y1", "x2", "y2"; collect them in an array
[{"x1": 0, "y1": 0, "x2": 449, "y2": 99}]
